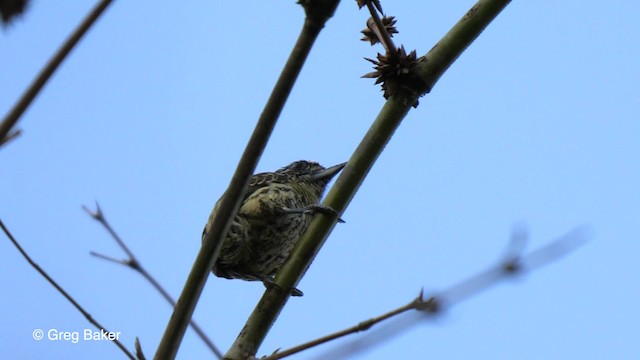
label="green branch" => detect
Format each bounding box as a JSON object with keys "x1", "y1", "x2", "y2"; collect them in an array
[
  {"x1": 153, "y1": 2, "x2": 341, "y2": 359},
  {"x1": 226, "y1": 0, "x2": 512, "y2": 358}
]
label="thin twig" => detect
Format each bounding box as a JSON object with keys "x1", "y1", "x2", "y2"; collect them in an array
[
  {"x1": 0, "y1": 129, "x2": 21, "y2": 147},
  {"x1": 364, "y1": 0, "x2": 396, "y2": 54},
  {"x1": 0, "y1": 218, "x2": 136, "y2": 360},
  {"x1": 263, "y1": 293, "x2": 422, "y2": 360},
  {"x1": 0, "y1": 0, "x2": 114, "y2": 148},
  {"x1": 89, "y1": 250, "x2": 129, "y2": 266},
  {"x1": 83, "y1": 203, "x2": 222, "y2": 359},
  {"x1": 135, "y1": 337, "x2": 147, "y2": 360},
  {"x1": 269, "y1": 226, "x2": 588, "y2": 360}
]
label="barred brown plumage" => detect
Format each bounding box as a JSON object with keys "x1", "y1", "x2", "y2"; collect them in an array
[{"x1": 203, "y1": 160, "x2": 345, "y2": 296}]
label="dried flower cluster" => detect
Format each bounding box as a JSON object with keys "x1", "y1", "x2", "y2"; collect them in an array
[
  {"x1": 362, "y1": 46, "x2": 423, "y2": 106},
  {"x1": 360, "y1": 16, "x2": 398, "y2": 45},
  {"x1": 358, "y1": 1, "x2": 423, "y2": 106}
]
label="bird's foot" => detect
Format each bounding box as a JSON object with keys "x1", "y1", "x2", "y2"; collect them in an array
[
  {"x1": 283, "y1": 204, "x2": 345, "y2": 223},
  {"x1": 260, "y1": 276, "x2": 304, "y2": 297}
]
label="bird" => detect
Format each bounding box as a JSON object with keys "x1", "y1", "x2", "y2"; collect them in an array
[{"x1": 203, "y1": 160, "x2": 346, "y2": 296}]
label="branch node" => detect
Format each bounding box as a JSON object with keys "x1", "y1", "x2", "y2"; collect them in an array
[
  {"x1": 82, "y1": 201, "x2": 105, "y2": 221},
  {"x1": 357, "y1": 319, "x2": 375, "y2": 331},
  {"x1": 417, "y1": 296, "x2": 442, "y2": 314},
  {"x1": 0, "y1": 129, "x2": 22, "y2": 147},
  {"x1": 502, "y1": 258, "x2": 522, "y2": 275}
]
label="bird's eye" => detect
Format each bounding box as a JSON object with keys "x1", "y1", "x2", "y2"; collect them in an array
[{"x1": 292, "y1": 162, "x2": 308, "y2": 172}]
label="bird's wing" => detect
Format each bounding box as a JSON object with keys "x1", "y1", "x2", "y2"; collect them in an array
[
  {"x1": 202, "y1": 171, "x2": 291, "y2": 240},
  {"x1": 247, "y1": 171, "x2": 290, "y2": 190}
]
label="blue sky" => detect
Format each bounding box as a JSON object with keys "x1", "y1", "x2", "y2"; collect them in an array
[{"x1": 1, "y1": 1, "x2": 638, "y2": 359}]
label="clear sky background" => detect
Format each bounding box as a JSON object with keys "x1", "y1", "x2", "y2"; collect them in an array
[{"x1": 1, "y1": 1, "x2": 638, "y2": 359}]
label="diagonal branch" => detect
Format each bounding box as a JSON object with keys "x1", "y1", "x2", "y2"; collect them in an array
[
  {"x1": 262, "y1": 293, "x2": 422, "y2": 360},
  {"x1": 0, "y1": 218, "x2": 136, "y2": 360},
  {"x1": 414, "y1": 0, "x2": 512, "y2": 92},
  {"x1": 219, "y1": 3, "x2": 343, "y2": 357},
  {"x1": 83, "y1": 202, "x2": 223, "y2": 359},
  {"x1": 228, "y1": 0, "x2": 513, "y2": 358},
  {"x1": 264, "y1": 226, "x2": 588, "y2": 360},
  {"x1": 0, "y1": 0, "x2": 114, "y2": 147},
  {"x1": 155, "y1": 2, "x2": 341, "y2": 359}
]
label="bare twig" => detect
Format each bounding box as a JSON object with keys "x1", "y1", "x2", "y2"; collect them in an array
[
  {"x1": 0, "y1": 0, "x2": 114, "y2": 148},
  {"x1": 0, "y1": 129, "x2": 21, "y2": 147},
  {"x1": 274, "y1": 226, "x2": 588, "y2": 360},
  {"x1": 0, "y1": 218, "x2": 136, "y2": 359},
  {"x1": 262, "y1": 292, "x2": 424, "y2": 360},
  {"x1": 364, "y1": 1, "x2": 396, "y2": 54},
  {"x1": 83, "y1": 202, "x2": 222, "y2": 359},
  {"x1": 135, "y1": 337, "x2": 147, "y2": 360}
]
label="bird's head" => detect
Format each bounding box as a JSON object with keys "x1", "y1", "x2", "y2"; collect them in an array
[{"x1": 277, "y1": 160, "x2": 346, "y2": 187}]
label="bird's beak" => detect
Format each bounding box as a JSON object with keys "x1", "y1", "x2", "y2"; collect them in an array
[{"x1": 307, "y1": 162, "x2": 346, "y2": 182}]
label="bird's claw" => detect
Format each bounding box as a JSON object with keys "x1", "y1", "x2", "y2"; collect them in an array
[
  {"x1": 262, "y1": 278, "x2": 304, "y2": 297},
  {"x1": 301, "y1": 204, "x2": 345, "y2": 223}
]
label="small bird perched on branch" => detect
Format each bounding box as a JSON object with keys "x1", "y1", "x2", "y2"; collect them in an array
[{"x1": 203, "y1": 160, "x2": 346, "y2": 296}]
